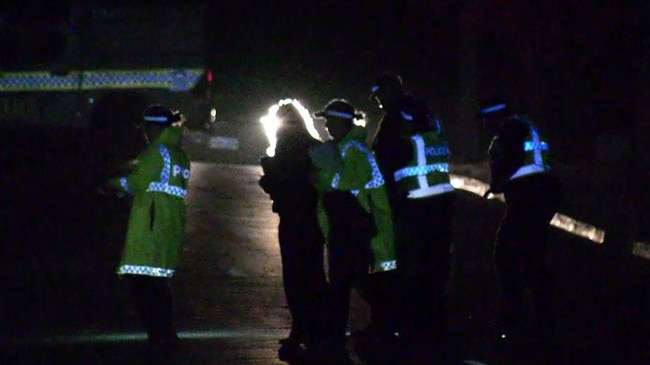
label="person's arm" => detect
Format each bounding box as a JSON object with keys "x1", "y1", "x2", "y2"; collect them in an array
[
  {"x1": 335, "y1": 146, "x2": 373, "y2": 192},
  {"x1": 107, "y1": 146, "x2": 162, "y2": 195}
]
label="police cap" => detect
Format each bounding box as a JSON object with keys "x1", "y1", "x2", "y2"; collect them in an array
[
  {"x1": 142, "y1": 104, "x2": 181, "y2": 126},
  {"x1": 314, "y1": 99, "x2": 362, "y2": 121},
  {"x1": 474, "y1": 99, "x2": 509, "y2": 120}
]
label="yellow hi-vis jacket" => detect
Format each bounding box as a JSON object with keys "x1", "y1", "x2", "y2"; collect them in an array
[
  {"x1": 108, "y1": 126, "x2": 190, "y2": 278},
  {"x1": 394, "y1": 130, "x2": 454, "y2": 199},
  {"x1": 330, "y1": 126, "x2": 397, "y2": 273}
]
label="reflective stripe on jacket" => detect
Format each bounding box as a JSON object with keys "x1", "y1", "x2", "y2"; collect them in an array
[
  {"x1": 509, "y1": 115, "x2": 551, "y2": 180},
  {"x1": 331, "y1": 128, "x2": 397, "y2": 273},
  {"x1": 394, "y1": 132, "x2": 454, "y2": 199}
]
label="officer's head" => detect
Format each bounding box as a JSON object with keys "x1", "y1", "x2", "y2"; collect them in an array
[
  {"x1": 276, "y1": 103, "x2": 302, "y2": 127},
  {"x1": 475, "y1": 99, "x2": 510, "y2": 135},
  {"x1": 369, "y1": 72, "x2": 405, "y2": 111},
  {"x1": 315, "y1": 99, "x2": 361, "y2": 142},
  {"x1": 141, "y1": 104, "x2": 182, "y2": 143},
  {"x1": 275, "y1": 101, "x2": 312, "y2": 140}
]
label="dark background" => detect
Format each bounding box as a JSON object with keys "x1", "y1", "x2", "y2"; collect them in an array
[
  {"x1": 2, "y1": 0, "x2": 649, "y2": 243},
  {"x1": 4, "y1": 0, "x2": 648, "y2": 160},
  {"x1": 0, "y1": 2, "x2": 649, "y2": 363},
  {"x1": 204, "y1": 0, "x2": 649, "y2": 161}
]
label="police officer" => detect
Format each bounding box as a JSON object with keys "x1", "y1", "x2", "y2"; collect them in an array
[
  {"x1": 311, "y1": 99, "x2": 399, "y2": 364},
  {"x1": 475, "y1": 100, "x2": 563, "y2": 357},
  {"x1": 104, "y1": 104, "x2": 191, "y2": 355},
  {"x1": 369, "y1": 72, "x2": 456, "y2": 347},
  {"x1": 258, "y1": 101, "x2": 330, "y2": 363}
]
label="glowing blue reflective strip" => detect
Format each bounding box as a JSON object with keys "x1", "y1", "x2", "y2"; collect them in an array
[
  {"x1": 394, "y1": 164, "x2": 449, "y2": 181},
  {"x1": 479, "y1": 103, "x2": 506, "y2": 114},
  {"x1": 120, "y1": 177, "x2": 130, "y2": 192},
  {"x1": 434, "y1": 118, "x2": 442, "y2": 133},
  {"x1": 524, "y1": 141, "x2": 549, "y2": 152},
  {"x1": 0, "y1": 69, "x2": 202, "y2": 92},
  {"x1": 414, "y1": 135, "x2": 427, "y2": 188},
  {"x1": 528, "y1": 125, "x2": 545, "y2": 165},
  {"x1": 510, "y1": 164, "x2": 547, "y2": 180},
  {"x1": 144, "y1": 116, "x2": 169, "y2": 123},
  {"x1": 146, "y1": 144, "x2": 187, "y2": 198},
  {"x1": 323, "y1": 110, "x2": 354, "y2": 119},
  {"x1": 331, "y1": 140, "x2": 385, "y2": 193},
  {"x1": 371, "y1": 85, "x2": 379, "y2": 93},
  {"x1": 159, "y1": 144, "x2": 171, "y2": 183},
  {"x1": 394, "y1": 134, "x2": 449, "y2": 182},
  {"x1": 147, "y1": 183, "x2": 187, "y2": 197},
  {"x1": 401, "y1": 111, "x2": 413, "y2": 121},
  {"x1": 117, "y1": 265, "x2": 175, "y2": 277}
]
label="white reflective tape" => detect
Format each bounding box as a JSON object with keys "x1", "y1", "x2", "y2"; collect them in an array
[
  {"x1": 0, "y1": 69, "x2": 203, "y2": 92},
  {"x1": 379, "y1": 260, "x2": 397, "y2": 271},
  {"x1": 413, "y1": 135, "x2": 428, "y2": 189},
  {"x1": 407, "y1": 183, "x2": 455, "y2": 199},
  {"x1": 117, "y1": 265, "x2": 175, "y2": 277},
  {"x1": 394, "y1": 163, "x2": 449, "y2": 181}
]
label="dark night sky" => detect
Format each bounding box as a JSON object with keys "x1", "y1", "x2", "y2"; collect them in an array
[
  {"x1": 202, "y1": 0, "x2": 650, "y2": 161},
  {"x1": 3, "y1": 0, "x2": 650, "y2": 160}
]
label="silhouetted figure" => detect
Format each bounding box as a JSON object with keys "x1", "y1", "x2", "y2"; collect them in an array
[
  {"x1": 258, "y1": 102, "x2": 330, "y2": 363},
  {"x1": 476, "y1": 100, "x2": 563, "y2": 363},
  {"x1": 369, "y1": 73, "x2": 456, "y2": 360}
]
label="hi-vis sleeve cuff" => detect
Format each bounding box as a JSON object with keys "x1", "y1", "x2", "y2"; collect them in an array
[{"x1": 120, "y1": 177, "x2": 130, "y2": 193}]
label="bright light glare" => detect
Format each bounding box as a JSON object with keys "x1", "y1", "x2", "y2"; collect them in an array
[
  {"x1": 210, "y1": 108, "x2": 217, "y2": 123},
  {"x1": 259, "y1": 99, "x2": 320, "y2": 157}
]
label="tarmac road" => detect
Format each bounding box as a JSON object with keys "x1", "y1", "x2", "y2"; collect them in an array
[{"x1": 0, "y1": 150, "x2": 648, "y2": 364}]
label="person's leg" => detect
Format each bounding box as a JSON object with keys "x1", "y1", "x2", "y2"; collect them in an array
[
  {"x1": 393, "y1": 201, "x2": 419, "y2": 336},
  {"x1": 296, "y1": 211, "x2": 330, "y2": 348},
  {"x1": 425, "y1": 193, "x2": 455, "y2": 340},
  {"x1": 148, "y1": 277, "x2": 178, "y2": 345},
  {"x1": 278, "y1": 214, "x2": 307, "y2": 345},
  {"x1": 494, "y1": 207, "x2": 528, "y2": 338},
  {"x1": 125, "y1": 275, "x2": 177, "y2": 346},
  {"x1": 325, "y1": 227, "x2": 356, "y2": 349},
  {"x1": 125, "y1": 275, "x2": 156, "y2": 340}
]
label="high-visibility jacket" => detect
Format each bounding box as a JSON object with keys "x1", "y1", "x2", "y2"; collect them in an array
[
  {"x1": 109, "y1": 126, "x2": 191, "y2": 278},
  {"x1": 488, "y1": 114, "x2": 552, "y2": 193},
  {"x1": 330, "y1": 126, "x2": 397, "y2": 273},
  {"x1": 393, "y1": 130, "x2": 454, "y2": 199}
]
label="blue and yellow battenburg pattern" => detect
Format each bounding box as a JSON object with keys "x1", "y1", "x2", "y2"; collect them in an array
[{"x1": 0, "y1": 69, "x2": 203, "y2": 92}]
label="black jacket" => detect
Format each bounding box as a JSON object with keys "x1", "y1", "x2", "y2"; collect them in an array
[
  {"x1": 260, "y1": 130, "x2": 320, "y2": 214},
  {"x1": 372, "y1": 94, "x2": 436, "y2": 205}
]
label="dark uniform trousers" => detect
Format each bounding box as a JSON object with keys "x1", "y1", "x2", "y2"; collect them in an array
[
  {"x1": 321, "y1": 190, "x2": 403, "y2": 350},
  {"x1": 277, "y1": 208, "x2": 330, "y2": 347},
  {"x1": 396, "y1": 191, "x2": 456, "y2": 340},
  {"x1": 124, "y1": 275, "x2": 177, "y2": 345},
  {"x1": 495, "y1": 172, "x2": 562, "y2": 342}
]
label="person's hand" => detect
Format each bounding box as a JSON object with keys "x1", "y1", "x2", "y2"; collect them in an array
[{"x1": 94, "y1": 184, "x2": 125, "y2": 198}]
